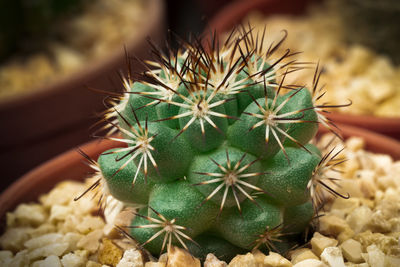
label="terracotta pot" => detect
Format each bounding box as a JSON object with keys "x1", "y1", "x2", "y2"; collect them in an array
[
  {"x1": 0, "y1": 0, "x2": 166, "y2": 187},
  {"x1": 0, "y1": 138, "x2": 120, "y2": 231},
  {"x1": 1, "y1": 124, "x2": 400, "y2": 232},
  {"x1": 206, "y1": 0, "x2": 400, "y2": 139}
]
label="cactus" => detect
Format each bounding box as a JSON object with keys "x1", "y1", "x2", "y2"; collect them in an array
[{"x1": 78, "y1": 28, "x2": 349, "y2": 260}]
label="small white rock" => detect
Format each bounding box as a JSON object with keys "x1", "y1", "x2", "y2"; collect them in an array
[
  {"x1": 49, "y1": 205, "x2": 73, "y2": 222},
  {"x1": 363, "y1": 244, "x2": 385, "y2": 267},
  {"x1": 371, "y1": 154, "x2": 393, "y2": 175},
  {"x1": 0, "y1": 227, "x2": 32, "y2": 251},
  {"x1": 13, "y1": 204, "x2": 47, "y2": 226},
  {"x1": 116, "y1": 249, "x2": 143, "y2": 267},
  {"x1": 0, "y1": 250, "x2": 13, "y2": 266},
  {"x1": 76, "y1": 216, "x2": 105, "y2": 234},
  {"x1": 41, "y1": 255, "x2": 62, "y2": 267},
  {"x1": 204, "y1": 253, "x2": 227, "y2": 267},
  {"x1": 9, "y1": 249, "x2": 30, "y2": 267},
  {"x1": 293, "y1": 259, "x2": 328, "y2": 267},
  {"x1": 63, "y1": 232, "x2": 84, "y2": 252},
  {"x1": 24, "y1": 233, "x2": 63, "y2": 250},
  {"x1": 28, "y1": 242, "x2": 69, "y2": 260},
  {"x1": 320, "y1": 247, "x2": 345, "y2": 267},
  {"x1": 346, "y1": 205, "x2": 372, "y2": 233},
  {"x1": 61, "y1": 252, "x2": 86, "y2": 267},
  {"x1": 103, "y1": 196, "x2": 124, "y2": 225}
]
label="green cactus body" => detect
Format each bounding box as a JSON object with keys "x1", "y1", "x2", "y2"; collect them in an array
[
  {"x1": 155, "y1": 84, "x2": 188, "y2": 129},
  {"x1": 236, "y1": 80, "x2": 274, "y2": 114},
  {"x1": 119, "y1": 82, "x2": 158, "y2": 130},
  {"x1": 227, "y1": 97, "x2": 284, "y2": 160},
  {"x1": 131, "y1": 121, "x2": 194, "y2": 183},
  {"x1": 178, "y1": 92, "x2": 229, "y2": 152},
  {"x1": 257, "y1": 144, "x2": 321, "y2": 207},
  {"x1": 283, "y1": 201, "x2": 314, "y2": 234},
  {"x1": 129, "y1": 207, "x2": 168, "y2": 254},
  {"x1": 280, "y1": 88, "x2": 319, "y2": 147},
  {"x1": 129, "y1": 181, "x2": 218, "y2": 254},
  {"x1": 215, "y1": 197, "x2": 283, "y2": 250},
  {"x1": 98, "y1": 149, "x2": 154, "y2": 204},
  {"x1": 89, "y1": 29, "x2": 343, "y2": 259},
  {"x1": 187, "y1": 146, "x2": 263, "y2": 208},
  {"x1": 213, "y1": 91, "x2": 238, "y2": 125},
  {"x1": 148, "y1": 181, "x2": 219, "y2": 237},
  {"x1": 187, "y1": 234, "x2": 246, "y2": 262},
  {"x1": 152, "y1": 58, "x2": 190, "y2": 129}
]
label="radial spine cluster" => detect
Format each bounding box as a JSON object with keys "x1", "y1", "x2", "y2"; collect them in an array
[{"x1": 78, "y1": 27, "x2": 350, "y2": 261}]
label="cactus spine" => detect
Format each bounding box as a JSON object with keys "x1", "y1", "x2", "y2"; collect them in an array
[{"x1": 79, "y1": 27, "x2": 349, "y2": 261}]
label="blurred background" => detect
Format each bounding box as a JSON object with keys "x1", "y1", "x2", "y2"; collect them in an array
[
  {"x1": 0, "y1": 0, "x2": 225, "y2": 191},
  {"x1": 0, "y1": 0, "x2": 399, "y2": 192}
]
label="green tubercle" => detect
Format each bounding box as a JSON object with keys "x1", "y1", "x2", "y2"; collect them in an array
[
  {"x1": 283, "y1": 201, "x2": 315, "y2": 234},
  {"x1": 257, "y1": 144, "x2": 321, "y2": 207},
  {"x1": 148, "y1": 181, "x2": 219, "y2": 237},
  {"x1": 187, "y1": 234, "x2": 246, "y2": 262},
  {"x1": 187, "y1": 146, "x2": 264, "y2": 211},
  {"x1": 280, "y1": 88, "x2": 319, "y2": 147},
  {"x1": 155, "y1": 84, "x2": 188, "y2": 129},
  {"x1": 81, "y1": 26, "x2": 347, "y2": 259},
  {"x1": 215, "y1": 196, "x2": 283, "y2": 250},
  {"x1": 178, "y1": 92, "x2": 229, "y2": 152},
  {"x1": 130, "y1": 181, "x2": 219, "y2": 254},
  {"x1": 98, "y1": 148, "x2": 154, "y2": 204},
  {"x1": 227, "y1": 97, "x2": 284, "y2": 160},
  {"x1": 119, "y1": 82, "x2": 159, "y2": 129}
]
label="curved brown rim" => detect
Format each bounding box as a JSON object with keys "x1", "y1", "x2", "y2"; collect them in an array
[
  {"x1": 326, "y1": 113, "x2": 400, "y2": 134},
  {"x1": 205, "y1": 0, "x2": 400, "y2": 134},
  {"x1": 205, "y1": 0, "x2": 312, "y2": 36},
  {"x1": 0, "y1": 0, "x2": 164, "y2": 108},
  {"x1": 0, "y1": 138, "x2": 120, "y2": 223},
  {"x1": 318, "y1": 124, "x2": 400, "y2": 159}
]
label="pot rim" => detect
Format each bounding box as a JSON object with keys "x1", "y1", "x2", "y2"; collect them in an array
[{"x1": 205, "y1": 0, "x2": 400, "y2": 132}]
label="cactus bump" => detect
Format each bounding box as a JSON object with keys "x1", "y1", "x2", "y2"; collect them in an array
[{"x1": 77, "y1": 27, "x2": 349, "y2": 260}]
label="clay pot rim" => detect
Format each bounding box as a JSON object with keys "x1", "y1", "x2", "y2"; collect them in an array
[
  {"x1": 1, "y1": 124, "x2": 400, "y2": 230},
  {"x1": 205, "y1": 0, "x2": 311, "y2": 36},
  {"x1": 205, "y1": 0, "x2": 400, "y2": 133},
  {"x1": 0, "y1": 0, "x2": 164, "y2": 109},
  {"x1": 325, "y1": 112, "x2": 400, "y2": 133}
]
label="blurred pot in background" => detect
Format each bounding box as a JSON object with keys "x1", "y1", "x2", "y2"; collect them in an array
[
  {"x1": 206, "y1": 0, "x2": 400, "y2": 139},
  {"x1": 0, "y1": 0, "x2": 165, "y2": 190},
  {"x1": 0, "y1": 0, "x2": 92, "y2": 61}
]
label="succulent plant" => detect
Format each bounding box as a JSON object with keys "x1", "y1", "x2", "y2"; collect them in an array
[{"x1": 78, "y1": 28, "x2": 349, "y2": 261}]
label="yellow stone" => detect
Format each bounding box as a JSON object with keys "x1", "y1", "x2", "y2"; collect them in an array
[
  {"x1": 289, "y1": 248, "x2": 319, "y2": 265},
  {"x1": 252, "y1": 249, "x2": 267, "y2": 265},
  {"x1": 318, "y1": 215, "x2": 349, "y2": 237},
  {"x1": 311, "y1": 232, "x2": 338, "y2": 257},
  {"x1": 146, "y1": 262, "x2": 167, "y2": 267},
  {"x1": 340, "y1": 239, "x2": 363, "y2": 263},
  {"x1": 86, "y1": 261, "x2": 102, "y2": 267},
  {"x1": 98, "y1": 238, "x2": 123, "y2": 266},
  {"x1": 166, "y1": 246, "x2": 200, "y2": 267},
  {"x1": 263, "y1": 252, "x2": 292, "y2": 267},
  {"x1": 228, "y1": 253, "x2": 257, "y2": 267},
  {"x1": 337, "y1": 227, "x2": 355, "y2": 244},
  {"x1": 331, "y1": 198, "x2": 360, "y2": 215}
]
